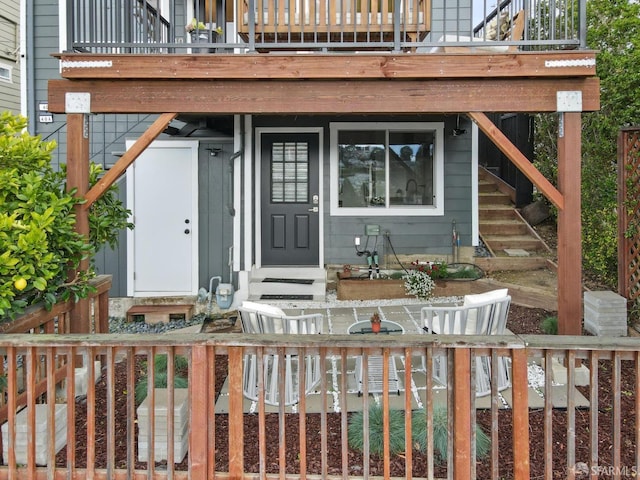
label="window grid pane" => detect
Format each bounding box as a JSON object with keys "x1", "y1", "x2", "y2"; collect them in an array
[{"x1": 271, "y1": 142, "x2": 309, "y2": 203}]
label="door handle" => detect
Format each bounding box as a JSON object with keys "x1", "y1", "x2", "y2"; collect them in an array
[
  {"x1": 184, "y1": 229, "x2": 190, "y2": 234},
  {"x1": 308, "y1": 207, "x2": 318, "y2": 213}
]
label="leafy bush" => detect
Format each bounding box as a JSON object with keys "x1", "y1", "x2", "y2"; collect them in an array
[
  {"x1": 411, "y1": 406, "x2": 490, "y2": 461},
  {"x1": 135, "y1": 354, "x2": 189, "y2": 403},
  {"x1": 0, "y1": 112, "x2": 132, "y2": 320}
]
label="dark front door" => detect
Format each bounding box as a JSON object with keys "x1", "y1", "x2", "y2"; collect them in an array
[{"x1": 261, "y1": 133, "x2": 320, "y2": 266}]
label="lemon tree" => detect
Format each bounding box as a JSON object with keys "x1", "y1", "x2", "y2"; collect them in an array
[{"x1": 0, "y1": 112, "x2": 132, "y2": 320}]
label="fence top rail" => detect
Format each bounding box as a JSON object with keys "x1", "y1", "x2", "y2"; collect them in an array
[{"x1": 0, "y1": 332, "x2": 638, "y2": 353}]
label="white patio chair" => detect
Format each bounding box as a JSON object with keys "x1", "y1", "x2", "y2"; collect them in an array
[
  {"x1": 239, "y1": 301, "x2": 324, "y2": 406},
  {"x1": 421, "y1": 290, "x2": 511, "y2": 397}
]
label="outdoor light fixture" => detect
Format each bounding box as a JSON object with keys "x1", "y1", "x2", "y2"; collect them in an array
[{"x1": 452, "y1": 115, "x2": 467, "y2": 136}]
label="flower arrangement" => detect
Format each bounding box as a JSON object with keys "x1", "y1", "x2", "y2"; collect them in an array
[
  {"x1": 403, "y1": 268, "x2": 436, "y2": 300},
  {"x1": 410, "y1": 260, "x2": 448, "y2": 279},
  {"x1": 185, "y1": 18, "x2": 223, "y2": 35}
]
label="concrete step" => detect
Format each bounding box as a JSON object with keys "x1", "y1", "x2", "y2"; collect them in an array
[{"x1": 248, "y1": 267, "x2": 326, "y2": 301}]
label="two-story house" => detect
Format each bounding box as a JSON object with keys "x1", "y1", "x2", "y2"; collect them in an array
[
  {"x1": 29, "y1": 0, "x2": 597, "y2": 333},
  {"x1": 0, "y1": 0, "x2": 21, "y2": 114}
]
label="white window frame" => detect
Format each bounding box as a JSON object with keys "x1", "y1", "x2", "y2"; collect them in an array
[
  {"x1": 329, "y1": 122, "x2": 444, "y2": 216},
  {"x1": 0, "y1": 63, "x2": 11, "y2": 83}
]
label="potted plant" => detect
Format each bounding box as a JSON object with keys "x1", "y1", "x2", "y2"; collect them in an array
[
  {"x1": 339, "y1": 264, "x2": 352, "y2": 279},
  {"x1": 186, "y1": 18, "x2": 223, "y2": 53},
  {"x1": 370, "y1": 312, "x2": 381, "y2": 333}
]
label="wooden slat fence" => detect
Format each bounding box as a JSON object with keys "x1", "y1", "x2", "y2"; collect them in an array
[
  {"x1": 0, "y1": 275, "x2": 111, "y2": 456},
  {"x1": 0, "y1": 332, "x2": 638, "y2": 479}
]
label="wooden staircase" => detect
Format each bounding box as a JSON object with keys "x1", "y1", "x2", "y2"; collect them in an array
[{"x1": 478, "y1": 167, "x2": 551, "y2": 262}]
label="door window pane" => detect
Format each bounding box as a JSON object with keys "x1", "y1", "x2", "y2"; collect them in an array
[{"x1": 271, "y1": 142, "x2": 309, "y2": 203}]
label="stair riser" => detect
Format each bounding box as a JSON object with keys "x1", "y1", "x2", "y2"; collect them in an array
[
  {"x1": 479, "y1": 209, "x2": 518, "y2": 220},
  {"x1": 479, "y1": 194, "x2": 512, "y2": 205},
  {"x1": 484, "y1": 239, "x2": 546, "y2": 251},
  {"x1": 478, "y1": 182, "x2": 498, "y2": 193},
  {"x1": 480, "y1": 224, "x2": 530, "y2": 235},
  {"x1": 249, "y1": 282, "x2": 326, "y2": 297}
]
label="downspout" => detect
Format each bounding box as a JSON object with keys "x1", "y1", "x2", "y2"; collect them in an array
[
  {"x1": 26, "y1": 0, "x2": 35, "y2": 134},
  {"x1": 227, "y1": 149, "x2": 243, "y2": 216}
]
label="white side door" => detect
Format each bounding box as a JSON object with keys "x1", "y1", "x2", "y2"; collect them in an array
[{"x1": 126, "y1": 140, "x2": 199, "y2": 296}]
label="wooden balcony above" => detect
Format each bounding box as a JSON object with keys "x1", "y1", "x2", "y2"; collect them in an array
[
  {"x1": 236, "y1": 0, "x2": 430, "y2": 46},
  {"x1": 66, "y1": 0, "x2": 587, "y2": 54}
]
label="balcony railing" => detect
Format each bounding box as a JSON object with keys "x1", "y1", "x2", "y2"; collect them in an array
[
  {"x1": 66, "y1": 0, "x2": 586, "y2": 54},
  {"x1": 0, "y1": 330, "x2": 638, "y2": 479}
]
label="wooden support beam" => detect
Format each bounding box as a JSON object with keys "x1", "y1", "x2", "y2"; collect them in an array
[
  {"x1": 469, "y1": 112, "x2": 565, "y2": 210},
  {"x1": 56, "y1": 51, "x2": 598, "y2": 81},
  {"x1": 48, "y1": 78, "x2": 601, "y2": 115},
  {"x1": 66, "y1": 114, "x2": 90, "y2": 334},
  {"x1": 557, "y1": 112, "x2": 583, "y2": 335},
  {"x1": 82, "y1": 113, "x2": 178, "y2": 209}
]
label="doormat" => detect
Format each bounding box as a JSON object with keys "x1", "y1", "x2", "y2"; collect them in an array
[
  {"x1": 262, "y1": 278, "x2": 314, "y2": 285},
  {"x1": 260, "y1": 294, "x2": 314, "y2": 300}
]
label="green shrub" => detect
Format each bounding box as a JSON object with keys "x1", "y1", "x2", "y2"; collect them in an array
[
  {"x1": 411, "y1": 406, "x2": 490, "y2": 461},
  {"x1": 540, "y1": 316, "x2": 558, "y2": 335},
  {"x1": 348, "y1": 404, "x2": 407, "y2": 455},
  {"x1": 582, "y1": 206, "x2": 618, "y2": 287},
  {"x1": 347, "y1": 404, "x2": 490, "y2": 461},
  {"x1": 135, "y1": 354, "x2": 189, "y2": 403},
  {"x1": 0, "y1": 112, "x2": 132, "y2": 320}
]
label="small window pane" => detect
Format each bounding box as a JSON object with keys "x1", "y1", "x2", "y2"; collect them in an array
[
  {"x1": 338, "y1": 130, "x2": 386, "y2": 208},
  {"x1": 389, "y1": 131, "x2": 435, "y2": 206},
  {"x1": 271, "y1": 141, "x2": 309, "y2": 203}
]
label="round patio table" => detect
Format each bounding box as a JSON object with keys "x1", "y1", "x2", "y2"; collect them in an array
[
  {"x1": 347, "y1": 319, "x2": 403, "y2": 396},
  {"x1": 347, "y1": 319, "x2": 404, "y2": 335}
]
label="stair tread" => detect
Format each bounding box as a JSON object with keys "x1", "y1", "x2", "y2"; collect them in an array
[{"x1": 127, "y1": 304, "x2": 193, "y2": 314}]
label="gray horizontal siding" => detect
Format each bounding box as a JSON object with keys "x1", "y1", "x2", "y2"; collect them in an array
[{"x1": 0, "y1": 0, "x2": 19, "y2": 113}]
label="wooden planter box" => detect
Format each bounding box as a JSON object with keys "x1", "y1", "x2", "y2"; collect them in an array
[{"x1": 337, "y1": 277, "x2": 476, "y2": 300}]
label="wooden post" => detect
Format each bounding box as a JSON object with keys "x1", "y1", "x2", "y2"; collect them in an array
[
  {"x1": 228, "y1": 347, "x2": 244, "y2": 477},
  {"x1": 557, "y1": 112, "x2": 583, "y2": 335},
  {"x1": 453, "y1": 348, "x2": 472, "y2": 480},
  {"x1": 511, "y1": 348, "x2": 530, "y2": 480},
  {"x1": 66, "y1": 114, "x2": 90, "y2": 334},
  {"x1": 190, "y1": 346, "x2": 209, "y2": 479}
]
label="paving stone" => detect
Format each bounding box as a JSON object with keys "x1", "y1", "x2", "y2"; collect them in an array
[{"x1": 2, "y1": 404, "x2": 67, "y2": 465}]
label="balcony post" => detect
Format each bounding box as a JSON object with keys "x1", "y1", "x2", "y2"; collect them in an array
[
  {"x1": 557, "y1": 112, "x2": 583, "y2": 335},
  {"x1": 393, "y1": 0, "x2": 401, "y2": 52},
  {"x1": 66, "y1": 113, "x2": 90, "y2": 335},
  {"x1": 248, "y1": 0, "x2": 256, "y2": 52}
]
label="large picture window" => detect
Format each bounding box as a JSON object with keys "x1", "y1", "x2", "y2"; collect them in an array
[{"x1": 330, "y1": 122, "x2": 444, "y2": 216}]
